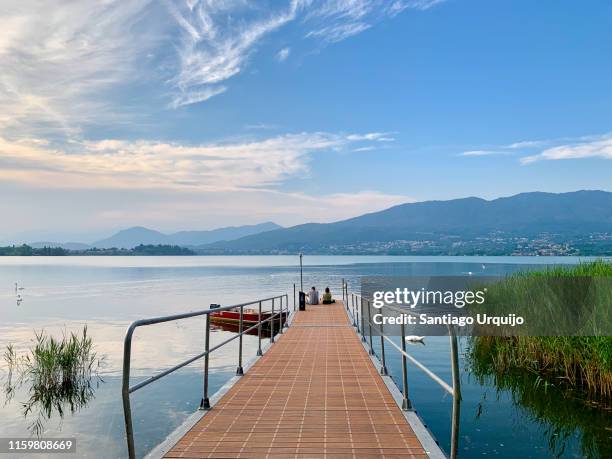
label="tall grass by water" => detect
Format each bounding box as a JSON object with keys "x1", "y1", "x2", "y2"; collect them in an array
[
  {"x1": 469, "y1": 260, "x2": 612, "y2": 400},
  {"x1": 468, "y1": 348, "x2": 611, "y2": 459},
  {"x1": 3, "y1": 327, "x2": 102, "y2": 436}
]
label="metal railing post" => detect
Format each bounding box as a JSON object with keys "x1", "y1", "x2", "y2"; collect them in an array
[
  {"x1": 345, "y1": 283, "x2": 349, "y2": 310},
  {"x1": 449, "y1": 326, "x2": 461, "y2": 400},
  {"x1": 122, "y1": 327, "x2": 136, "y2": 459},
  {"x1": 379, "y1": 317, "x2": 388, "y2": 376},
  {"x1": 400, "y1": 322, "x2": 411, "y2": 410},
  {"x1": 367, "y1": 300, "x2": 374, "y2": 355},
  {"x1": 449, "y1": 326, "x2": 461, "y2": 459},
  {"x1": 351, "y1": 294, "x2": 357, "y2": 327},
  {"x1": 285, "y1": 294, "x2": 289, "y2": 328},
  {"x1": 200, "y1": 314, "x2": 211, "y2": 410},
  {"x1": 342, "y1": 278, "x2": 345, "y2": 302},
  {"x1": 257, "y1": 301, "x2": 263, "y2": 356},
  {"x1": 355, "y1": 295, "x2": 360, "y2": 332},
  {"x1": 236, "y1": 305, "x2": 244, "y2": 375},
  {"x1": 293, "y1": 284, "x2": 296, "y2": 311},
  {"x1": 270, "y1": 298, "x2": 275, "y2": 343},
  {"x1": 360, "y1": 297, "x2": 365, "y2": 341},
  {"x1": 279, "y1": 296, "x2": 284, "y2": 334}
]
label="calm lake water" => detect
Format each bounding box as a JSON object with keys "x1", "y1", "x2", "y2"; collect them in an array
[{"x1": 0, "y1": 256, "x2": 610, "y2": 458}]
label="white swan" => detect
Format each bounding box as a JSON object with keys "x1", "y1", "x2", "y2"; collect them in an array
[{"x1": 405, "y1": 336, "x2": 425, "y2": 343}]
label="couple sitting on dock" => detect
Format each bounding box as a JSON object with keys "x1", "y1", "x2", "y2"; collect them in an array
[{"x1": 307, "y1": 286, "x2": 335, "y2": 305}]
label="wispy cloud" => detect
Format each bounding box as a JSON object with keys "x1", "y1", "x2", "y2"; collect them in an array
[
  {"x1": 352, "y1": 146, "x2": 376, "y2": 152},
  {"x1": 303, "y1": 0, "x2": 443, "y2": 43},
  {"x1": 346, "y1": 132, "x2": 397, "y2": 151},
  {"x1": 459, "y1": 150, "x2": 507, "y2": 157},
  {"x1": 170, "y1": 86, "x2": 227, "y2": 109},
  {"x1": 168, "y1": 1, "x2": 302, "y2": 108},
  {"x1": 404, "y1": 0, "x2": 448, "y2": 11},
  {"x1": 507, "y1": 140, "x2": 548, "y2": 149},
  {"x1": 458, "y1": 133, "x2": 612, "y2": 164},
  {"x1": 168, "y1": 0, "x2": 448, "y2": 107},
  {"x1": 0, "y1": 131, "x2": 393, "y2": 190},
  {"x1": 458, "y1": 139, "x2": 554, "y2": 158},
  {"x1": 276, "y1": 47, "x2": 291, "y2": 62},
  {"x1": 245, "y1": 123, "x2": 280, "y2": 130},
  {"x1": 0, "y1": 0, "x2": 450, "y2": 137},
  {"x1": 306, "y1": 22, "x2": 372, "y2": 43},
  {"x1": 0, "y1": 0, "x2": 166, "y2": 137},
  {"x1": 346, "y1": 132, "x2": 395, "y2": 141},
  {"x1": 520, "y1": 135, "x2": 612, "y2": 164},
  {"x1": 0, "y1": 130, "x2": 405, "y2": 234}
]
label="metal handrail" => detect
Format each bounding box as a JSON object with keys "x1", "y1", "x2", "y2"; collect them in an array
[
  {"x1": 348, "y1": 291, "x2": 462, "y2": 459},
  {"x1": 122, "y1": 293, "x2": 289, "y2": 459},
  {"x1": 381, "y1": 334, "x2": 453, "y2": 394}
]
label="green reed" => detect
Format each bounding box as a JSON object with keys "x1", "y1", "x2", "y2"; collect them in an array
[
  {"x1": 470, "y1": 260, "x2": 612, "y2": 400},
  {"x1": 468, "y1": 344, "x2": 611, "y2": 459},
  {"x1": 3, "y1": 327, "x2": 102, "y2": 437}
]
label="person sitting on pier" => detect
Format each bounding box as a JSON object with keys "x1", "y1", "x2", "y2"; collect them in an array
[
  {"x1": 322, "y1": 287, "x2": 335, "y2": 304},
  {"x1": 307, "y1": 286, "x2": 319, "y2": 305}
]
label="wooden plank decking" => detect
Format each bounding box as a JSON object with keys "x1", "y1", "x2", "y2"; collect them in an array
[{"x1": 163, "y1": 302, "x2": 430, "y2": 458}]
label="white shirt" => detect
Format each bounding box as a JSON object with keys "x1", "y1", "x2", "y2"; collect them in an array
[{"x1": 308, "y1": 289, "x2": 319, "y2": 304}]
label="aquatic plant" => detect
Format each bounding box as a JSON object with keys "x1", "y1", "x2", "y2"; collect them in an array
[
  {"x1": 470, "y1": 335, "x2": 612, "y2": 399},
  {"x1": 468, "y1": 341, "x2": 612, "y2": 458},
  {"x1": 3, "y1": 326, "x2": 102, "y2": 437},
  {"x1": 469, "y1": 261, "x2": 612, "y2": 399}
]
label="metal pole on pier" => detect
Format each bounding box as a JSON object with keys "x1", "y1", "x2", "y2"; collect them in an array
[
  {"x1": 270, "y1": 298, "x2": 275, "y2": 343},
  {"x1": 257, "y1": 301, "x2": 263, "y2": 356},
  {"x1": 200, "y1": 314, "x2": 211, "y2": 410},
  {"x1": 367, "y1": 300, "x2": 374, "y2": 355},
  {"x1": 236, "y1": 305, "x2": 244, "y2": 375},
  {"x1": 299, "y1": 253, "x2": 303, "y2": 293},
  {"x1": 400, "y1": 321, "x2": 411, "y2": 410},
  {"x1": 345, "y1": 282, "x2": 349, "y2": 310},
  {"x1": 278, "y1": 296, "x2": 284, "y2": 334},
  {"x1": 449, "y1": 325, "x2": 461, "y2": 459},
  {"x1": 379, "y1": 319, "x2": 388, "y2": 376},
  {"x1": 360, "y1": 297, "x2": 365, "y2": 341}
]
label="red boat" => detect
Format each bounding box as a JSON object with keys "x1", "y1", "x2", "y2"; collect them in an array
[{"x1": 209, "y1": 306, "x2": 288, "y2": 330}]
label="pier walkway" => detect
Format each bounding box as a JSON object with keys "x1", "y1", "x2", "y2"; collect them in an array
[{"x1": 160, "y1": 302, "x2": 433, "y2": 458}]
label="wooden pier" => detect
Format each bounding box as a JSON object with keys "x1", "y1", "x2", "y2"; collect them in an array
[{"x1": 154, "y1": 302, "x2": 440, "y2": 458}]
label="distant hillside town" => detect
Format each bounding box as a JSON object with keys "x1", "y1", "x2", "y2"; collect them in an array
[{"x1": 3, "y1": 191, "x2": 612, "y2": 256}]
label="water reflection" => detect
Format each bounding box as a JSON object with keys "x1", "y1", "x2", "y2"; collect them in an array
[
  {"x1": 3, "y1": 328, "x2": 103, "y2": 437},
  {"x1": 211, "y1": 322, "x2": 269, "y2": 336},
  {"x1": 467, "y1": 340, "x2": 612, "y2": 458},
  {"x1": 14, "y1": 282, "x2": 24, "y2": 306},
  {"x1": 1, "y1": 256, "x2": 608, "y2": 458}
]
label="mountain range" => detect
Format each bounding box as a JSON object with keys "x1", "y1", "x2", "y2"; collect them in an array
[
  {"x1": 27, "y1": 222, "x2": 281, "y2": 250},
  {"x1": 197, "y1": 190, "x2": 612, "y2": 254},
  {"x1": 14, "y1": 191, "x2": 612, "y2": 255}
]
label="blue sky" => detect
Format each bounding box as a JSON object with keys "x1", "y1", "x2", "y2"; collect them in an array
[{"x1": 1, "y1": 0, "x2": 611, "y2": 241}]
